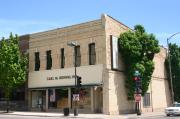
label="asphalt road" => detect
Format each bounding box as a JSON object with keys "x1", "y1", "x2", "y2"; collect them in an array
[
  {"x1": 128, "y1": 115, "x2": 180, "y2": 119},
  {"x1": 0, "y1": 114, "x2": 180, "y2": 119}
]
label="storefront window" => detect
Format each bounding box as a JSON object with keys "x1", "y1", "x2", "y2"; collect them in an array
[
  {"x1": 31, "y1": 91, "x2": 43, "y2": 108},
  {"x1": 48, "y1": 89, "x2": 68, "y2": 109},
  {"x1": 71, "y1": 88, "x2": 91, "y2": 109}
]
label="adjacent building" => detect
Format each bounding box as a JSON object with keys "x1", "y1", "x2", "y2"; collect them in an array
[{"x1": 27, "y1": 14, "x2": 171, "y2": 114}]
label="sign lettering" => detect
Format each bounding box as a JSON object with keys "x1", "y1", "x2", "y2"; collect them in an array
[{"x1": 47, "y1": 75, "x2": 75, "y2": 80}]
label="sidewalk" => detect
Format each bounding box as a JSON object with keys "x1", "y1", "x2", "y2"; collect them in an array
[
  {"x1": 0, "y1": 111, "x2": 165, "y2": 119},
  {"x1": 0, "y1": 111, "x2": 125, "y2": 119},
  {"x1": 123, "y1": 111, "x2": 165, "y2": 118}
]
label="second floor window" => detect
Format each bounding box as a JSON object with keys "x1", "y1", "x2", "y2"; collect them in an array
[
  {"x1": 89, "y1": 43, "x2": 96, "y2": 65},
  {"x1": 46, "y1": 50, "x2": 52, "y2": 70},
  {"x1": 74, "y1": 46, "x2": 81, "y2": 67},
  {"x1": 35, "y1": 52, "x2": 40, "y2": 71},
  {"x1": 61, "y1": 48, "x2": 65, "y2": 68}
]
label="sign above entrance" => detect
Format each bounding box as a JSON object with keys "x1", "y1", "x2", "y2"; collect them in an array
[
  {"x1": 28, "y1": 64, "x2": 103, "y2": 88},
  {"x1": 47, "y1": 75, "x2": 75, "y2": 80}
]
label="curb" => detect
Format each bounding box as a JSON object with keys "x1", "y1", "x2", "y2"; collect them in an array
[
  {"x1": 0, "y1": 112, "x2": 62, "y2": 117},
  {"x1": 0, "y1": 111, "x2": 164, "y2": 119},
  {"x1": 0, "y1": 112, "x2": 127, "y2": 119},
  {"x1": 124, "y1": 112, "x2": 164, "y2": 119}
]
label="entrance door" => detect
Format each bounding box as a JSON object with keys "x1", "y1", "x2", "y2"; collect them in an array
[
  {"x1": 47, "y1": 88, "x2": 68, "y2": 110},
  {"x1": 31, "y1": 90, "x2": 46, "y2": 111}
]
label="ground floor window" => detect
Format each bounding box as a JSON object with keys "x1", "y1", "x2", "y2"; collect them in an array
[
  {"x1": 30, "y1": 86, "x2": 102, "y2": 112},
  {"x1": 48, "y1": 88, "x2": 68, "y2": 109},
  {"x1": 143, "y1": 93, "x2": 151, "y2": 107},
  {"x1": 31, "y1": 91, "x2": 44, "y2": 108},
  {"x1": 71, "y1": 88, "x2": 91, "y2": 109}
]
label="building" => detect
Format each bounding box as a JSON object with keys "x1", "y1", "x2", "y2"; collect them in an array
[{"x1": 27, "y1": 14, "x2": 171, "y2": 114}]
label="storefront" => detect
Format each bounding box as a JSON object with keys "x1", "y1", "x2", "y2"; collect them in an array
[
  {"x1": 27, "y1": 14, "x2": 171, "y2": 114},
  {"x1": 28, "y1": 64, "x2": 103, "y2": 112}
]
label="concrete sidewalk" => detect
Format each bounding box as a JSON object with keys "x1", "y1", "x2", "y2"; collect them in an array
[
  {"x1": 0, "y1": 111, "x2": 125, "y2": 119},
  {"x1": 0, "y1": 111, "x2": 165, "y2": 119},
  {"x1": 123, "y1": 112, "x2": 165, "y2": 118}
]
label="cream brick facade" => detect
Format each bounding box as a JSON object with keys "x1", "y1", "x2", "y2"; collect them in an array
[{"x1": 28, "y1": 14, "x2": 171, "y2": 114}]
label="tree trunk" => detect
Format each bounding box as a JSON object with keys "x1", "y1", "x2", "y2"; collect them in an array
[
  {"x1": 6, "y1": 98, "x2": 10, "y2": 113},
  {"x1": 5, "y1": 89, "x2": 10, "y2": 113}
]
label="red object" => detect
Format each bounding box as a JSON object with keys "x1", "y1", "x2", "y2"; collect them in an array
[
  {"x1": 133, "y1": 77, "x2": 138, "y2": 80},
  {"x1": 135, "y1": 94, "x2": 141, "y2": 102}
]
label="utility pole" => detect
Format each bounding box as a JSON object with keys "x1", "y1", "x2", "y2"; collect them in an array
[
  {"x1": 67, "y1": 41, "x2": 78, "y2": 116},
  {"x1": 167, "y1": 32, "x2": 180, "y2": 104}
]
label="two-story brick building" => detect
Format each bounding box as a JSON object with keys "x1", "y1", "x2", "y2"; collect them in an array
[{"x1": 27, "y1": 14, "x2": 171, "y2": 114}]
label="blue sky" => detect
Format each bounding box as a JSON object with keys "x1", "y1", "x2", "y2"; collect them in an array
[{"x1": 0, "y1": 0, "x2": 180, "y2": 46}]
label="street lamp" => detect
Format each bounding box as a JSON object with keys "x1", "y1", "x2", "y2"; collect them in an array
[
  {"x1": 67, "y1": 41, "x2": 78, "y2": 116},
  {"x1": 167, "y1": 32, "x2": 180, "y2": 104},
  {"x1": 67, "y1": 41, "x2": 78, "y2": 86}
]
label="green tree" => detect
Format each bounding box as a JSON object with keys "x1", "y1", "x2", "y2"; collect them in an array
[
  {"x1": 168, "y1": 44, "x2": 180, "y2": 102},
  {"x1": 0, "y1": 33, "x2": 27, "y2": 112},
  {"x1": 118, "y1": 25, "x2": 160, "y2": 100}
]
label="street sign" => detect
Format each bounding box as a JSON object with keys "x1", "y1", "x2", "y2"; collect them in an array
[
  {"x1": 134, "y1": 94, "x2": 141, "y2": 102},
  {"x1": 73, "y1": 94, "x2": 79, "y2": 101}
]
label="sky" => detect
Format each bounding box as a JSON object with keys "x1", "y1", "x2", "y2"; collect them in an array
[{"x1": 0, "y1": 0, "x2": 180, "y2": 47}]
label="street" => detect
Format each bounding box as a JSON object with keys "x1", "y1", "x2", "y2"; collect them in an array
[
  {"x1": 127, "y1": 115, "x2": 180, "y2": 119},
  {"x1": 0, "y1": 114, "x2": 180, "y2": 119}
]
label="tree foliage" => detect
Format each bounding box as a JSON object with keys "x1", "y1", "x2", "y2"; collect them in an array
[
  {"x1": 0, "y1": 33, "x2": 27, "y2": 111},
  {"x1": 118, "y1": 25, "x2": 160, "y2": 100},
  {"x1": 168, "y1": 43, "x2": 180, "y2": 102}
]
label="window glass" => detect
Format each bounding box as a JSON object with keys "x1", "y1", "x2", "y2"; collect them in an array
[
  {"x1": 46, "y1": 50, "x2": 52, "y2": 70},
  {"x1": 61, "y1": 48, "x2": 65, "y2": 68},
  {"x1": 143, "y1": 93, "x2": 151, "y2": 107},
  {"x1": 49, "y1": 89, "x2": 68, "y2": 109},
  {"x1": 74, "y1": 46, "x2": 81, "y2": 67},
  {"x1": 35, "y1": 52, "x2": 40, "y2": 71},
  {"x1": 89, "y1": 43, "x2": 96, "y2": 65},
  {"x1": 71, "y1": 88, "x2": 91, "y2": 109}
]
